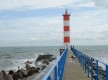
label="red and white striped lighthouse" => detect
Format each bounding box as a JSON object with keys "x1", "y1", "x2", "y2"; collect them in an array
[{"x1": 63, "y1": 9, "x2": 70, "y2": 49}]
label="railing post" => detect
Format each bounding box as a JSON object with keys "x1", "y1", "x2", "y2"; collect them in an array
[
  {"x1": 90, "y1": 58, "x2": 93, "y2": 80},
  {"x1": 54, "y1": 66, "x2": 57, "y2": 80},
  {"x1": 96, "y1": 60, "x2": 98, "y2": 80},
  {"x1": 60, "y1": 56, "x2": 64, "y2": 80},
  {"x1": 83, "y1": 61, "x2": 84, "y2": 70},
  {"x1": 84, "y1": 55, "x2": 86, "y2": 73},
  {"x1": 81, "y1": 55, "x2": 83, "y2": 67},
  {"x1": 58, "y1": 61, "x2": 60, "y2": 79},
  {"x1": 82, "y1": 54, "x2": 84, "y2": 67},
  {"x1": 85, "y1": 63, "x2": 86, "y2": 73},
  {"x1": 80, "y1": 55, "x2": 82, "y2": 67},
  {"x1": 78, "y1": 55, "x2": 80, "y2": 63},
  {"x1": 106, "y1": 65, "x2": 108, "y2": 80},
  {"x1": 81, "y1": 55, "x2": 82, "y2": 67},
  {"x1": 88, "y1": 65, "x2": 90, "y2": 77},
  {"x1": 47, "y1": 76, "x2": 51, "y2": 80},
  {"x1": 86, "y1": 56, "x2": 89, "y2": 77}
]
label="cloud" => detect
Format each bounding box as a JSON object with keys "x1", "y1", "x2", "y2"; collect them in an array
[
  {"x1": 70, "y1": 8, "x2": 108, "y2": 45},
  {"x1": 68, "y1": 1, "x2": 95, "y2": 8},
  {"x1": 0, "y1": 7, "x2": 108, "y2": 46},
  {"x1": 76, "y1": 2, "x2": 95, "y2": 7},
  {"x1": 93, "y1": 0, "x2": 108, "y2": 8},
  {"x1": 0, "y1": 0, "x2": 96, "y2": 11},
  {"x1": 0, "y1": 16, "x2": 64, "y2": 46},
  {"x1": 0, "y1": 0, "x2": 78, "y2": 11}
]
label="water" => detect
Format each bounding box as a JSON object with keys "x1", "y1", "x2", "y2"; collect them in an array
[
  {"x1": 0, "y1": 46, "x2": 60, "y2": 71},
  {"x1": 75, "y1": 45, "x2": 108, "y2": 69},
  {"x1": 0, "y1": 46, "x2": 108, "y2": 71}
]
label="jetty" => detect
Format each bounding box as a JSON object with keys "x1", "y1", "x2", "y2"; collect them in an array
[
  {"x1": 42, "y1": 47, "x2": 108, "y2": 80},
  {"x1": 42, "y1": 48, "x2": 90, "y2": 80},
  {"x1": 63, "y1": 49, "x2": 90, "y2": 80}
]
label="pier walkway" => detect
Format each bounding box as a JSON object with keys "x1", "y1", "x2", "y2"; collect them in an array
[{"x1": 63, "y1": 50, "x2": 90, "y2": 80}]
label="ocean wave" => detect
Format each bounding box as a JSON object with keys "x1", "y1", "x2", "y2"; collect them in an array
[
  {"x1": 0, "y1": 53, "x2": 38, "y2": 71},
  {"x1": 9, "y1": 58, "x2": 36, "y2": 71},
  {"x1": 0, "y1": 60, "x2": 14, "y2": 71},
  {"x1": 95, "y1": 57, "x2": 108, "y2": 70}
]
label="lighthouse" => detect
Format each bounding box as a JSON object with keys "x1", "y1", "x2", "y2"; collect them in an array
[{"x1": 63, "y1": 9, "x2": 70, "y2": 49}]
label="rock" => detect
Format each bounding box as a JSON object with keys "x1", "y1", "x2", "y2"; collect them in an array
[
  {"x1": 6, "y1": 74, "x2": 13, "y2": 80},
  {"x1": 25, "y1": 60, "x2": 33, "y2": 64},
  {"x1": 92, "y1": 63, "x2": 106, "y2": 79},
  {"x1": 26, "y1": 64, "x2": 31, "y2": 70},
  {"x1": 0, "y1": 72, "x2": 4, "y2": 80},
  {"x1": 36, "y1": 54, "x2": 55, "y2": 62},
  {"x1": 18, "y1": 72, "x2": 23, "y2": 79},
  {"x1": 30, "y1": 67, "x2": 39, "y2": 73},
  {"x1": 12, "y1": 72, "x2": 19, "y2": 80},
  {"x1": 92, "y1": 63, "x2": 96, "y2": 67},
  {"x1": 41, "y1": 64, "x2": 47, "y2": 70},
  {"x1": 59, "y1": 49, "x2": 65, "y2": 55},
  {"x1": 9, "y1": 70, "x2": 14, "y2": 75},
  {"x1": 36, "y1": 67, "x2": 41, "y2": 72},
  {"x1": 1, "y1": 70, "x2": 7, "y2": 79},
  {"x1": 34, "y1": 69, "x2": 39, "y2": 73},
  {"x1": 42, "y1": 59, "x2": 49, "y2": 65},
  {"x1": 22, "y1": 71, "x2": 28, "y2": 78},
  {"x1": 17, "y1": 69, "x2": 28, "y2": 78},
  {"x1": 100, "y1": 70, "x2": 106, "y2": 77},
  {"x1": 36, "y1": 67, "x2": 41, "y2": 70},
  {"x1": 27, "y1": 67, "x2": 40, "y2": 76},
  {"x1": 28, "y1": 69, "x2": 36, "y2": 76}
]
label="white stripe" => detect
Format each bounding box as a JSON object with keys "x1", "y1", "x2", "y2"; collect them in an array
[
  {"x1": 64, "y1": 21, "x2": 70, "y2": 26},
  {"x1": 64, "y1": 43, "x2": 70, "y2": 44},
  {"x1": 64, "y1": 43, "x2": 70, "y2": 48},
  {"x1": 64, "y1": 31, "x2": 70, "y2": 37}
]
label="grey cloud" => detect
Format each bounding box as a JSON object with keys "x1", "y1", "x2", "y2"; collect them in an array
[
  {"x1": 93, "y1": 0, "x2": 108, "y2": 8},
  {"x1": 101, "y1": 31, "x2": 108, "y2": 39}
]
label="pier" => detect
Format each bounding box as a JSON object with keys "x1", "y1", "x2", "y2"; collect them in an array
[
  {"x1": 63, "y1": 49, "x2": 90, "y2": 80},
  {"x1": 42, "y1": 48, "x2": 90, "y2": 80},
  {"x1": 42, "y1": 47, "x2": 108, "y2": 80}
]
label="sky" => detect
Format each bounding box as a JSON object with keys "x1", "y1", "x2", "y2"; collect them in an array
[{"x1": 0, "y1": 0, "x2": 108, "y2": 46}]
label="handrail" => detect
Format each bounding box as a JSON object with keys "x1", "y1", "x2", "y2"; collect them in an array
[
  {"x1": 71, "y1": 47, "x2": 108, "y2": 80},
  {"x1": 42, "y1": 48, "x2": 68, "y2": 80}
]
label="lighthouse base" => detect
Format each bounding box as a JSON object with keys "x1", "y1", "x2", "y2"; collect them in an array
[{"x1": 64, "y1": 43, "x2": 70, "y2": 49}]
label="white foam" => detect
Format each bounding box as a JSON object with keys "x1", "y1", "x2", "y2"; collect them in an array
[
  {"x1": 95, "y1": 57, "x2": 108, "y2": 70},
  {"x1": 6, "y1": 58, "x2": 36, "y2": 71}
]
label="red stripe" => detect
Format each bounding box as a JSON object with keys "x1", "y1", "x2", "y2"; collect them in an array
[
  {"x1": 64, "y1": 37, "x2": 70, "y2": 43},
  {"x1": 63, "y1": 15, "x2": 70, "y2": 20},
  {"x1": 64, "y1": 26, "x2": 70, "y2": 31}
]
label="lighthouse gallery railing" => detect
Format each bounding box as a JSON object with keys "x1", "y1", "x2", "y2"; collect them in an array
[{"x1": 42, "y1": 48, "x2": 68, "y2": 80}]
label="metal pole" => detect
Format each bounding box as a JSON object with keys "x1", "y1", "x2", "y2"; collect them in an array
[
  {"x1": 91, "y1": 58, "x2": 93, "y2": 80},
  {"x1": 106, "y1": 65, "x2": 108, "y2": 80},
  {"x1": 54, "y1": 66, "x2": 57, "y2": 80},
  {"x1": 96, "y1": 60, "x2": 98, "y2": 80},
  {"x1": 47, "y1": 76, "x2": 51, "y2": 80}
]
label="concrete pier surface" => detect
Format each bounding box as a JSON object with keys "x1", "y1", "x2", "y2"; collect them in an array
[{"x1": 63, "y1": 50, "x2": 90, "y2": 80}]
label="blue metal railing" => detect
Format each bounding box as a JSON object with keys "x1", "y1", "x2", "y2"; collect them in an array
[
  {"x1": 72, "y1": 47, "x2": 108, "y2": 80},
  {"x1": 42, "y1": 48, "x2": 68, "y2": 80}
]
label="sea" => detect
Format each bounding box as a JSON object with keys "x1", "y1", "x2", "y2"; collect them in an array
[
  {"x1": 0, "y1": 46, "x2": 108, "y2": 71},
  {"x1": 0, "y1": 46, "x2": 60, "y2": 71},
  {"x1": 75, "y1": 45, "x2": 108, "y2": 69}
]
